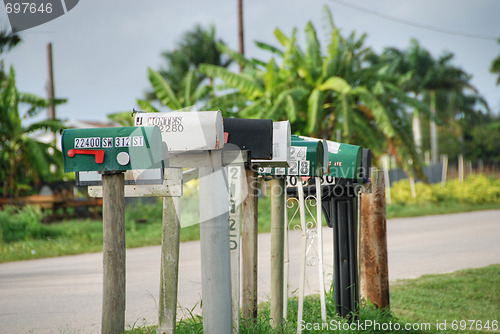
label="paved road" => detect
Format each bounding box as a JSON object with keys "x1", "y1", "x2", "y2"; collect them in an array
[{"x1": 1, "y1": 210, "x2": 499, "y2": 333}]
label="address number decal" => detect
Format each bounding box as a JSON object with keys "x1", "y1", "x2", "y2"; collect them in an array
[
  {"x1": 75, "y1": 137, "x2": 101, "y2": 148},
  {"x1": 74, "y1": 136, "x2": 144, "y2": 149}
]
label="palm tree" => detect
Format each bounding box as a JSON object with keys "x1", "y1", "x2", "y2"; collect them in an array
[
  {"x1": 140, "y1": 67, "x2": 212, "y2": 111},
  {"x1": 0, "y1": 31, "x2": 21, "y2": 82},
  {"x1": 490, "y1": 38, "x2": 500, "y2": 85},
  {"x1": 200, "y1": 6, "x2": 427, "y2": 177},
  {"x1": 145, "y1": 25, "x2": 231, "y2": 103},
  {"x1": 374, "y1": 39, "x2": 483, "y2": 163},
  {"x1": 0, "y1": 67, "x2": 66, "y2": 197}
]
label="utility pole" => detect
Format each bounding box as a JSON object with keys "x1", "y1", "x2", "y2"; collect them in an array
[
  {"x1": 47, "y1": 43, "x2": 55, "y2": 120},
  {"x1": 237, "y1": 0, "x2": 244, "y2": 72},
  {"x1": 47, "y1": 42, "x2": 57, "y2": 148}
]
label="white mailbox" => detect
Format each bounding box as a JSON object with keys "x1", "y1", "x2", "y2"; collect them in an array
[
  {"x1": 297, "y1": 135, "x2": 329, "y2": 174},
  {"x1": 135, "y1": 110, "x2": 224, "y2": 151},
  {"x1": 253, "y1": 121, "x2": 291, "y2": 168}
]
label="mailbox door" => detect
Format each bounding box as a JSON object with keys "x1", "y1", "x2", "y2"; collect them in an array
[
  {"x1": 297, "y1": 135, "x2": 329, "y2": 173},
  {"x1": 135, "y1": 111, "x2": 224, "y2": 151},
  {"x1": 253, "y1": 121, "x2": 291, "y2": 167},
  {"x1": 62, "y1": 126, "x2": 163, "y2": 173},
  {"x1": 258, "y1": 138, "x2": 323, "y2": 177},
  {"x1": 290, "y1": 138, "x2": 324, "y2": 177},
  {"x1": 326, "y1": 140, "x2": 362, "y2": 180},
  {"x1": 223, "y1": 118, "x2": 273, "y2": 160}
]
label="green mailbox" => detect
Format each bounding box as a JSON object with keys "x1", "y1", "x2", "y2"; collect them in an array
[
  {"x1": 62, "y1": 126, "x2": 163, "y2": 173},
  {"x1": 259, "y1": 136, "x2": 324, "y2": 177},
  {"x1": 326, "y1": 140, "x2": 362, "y2": 181}
]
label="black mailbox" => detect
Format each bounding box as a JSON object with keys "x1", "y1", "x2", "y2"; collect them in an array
[
  {"x1": 360, "y1": 149, "x2": 372, "y2": 182},
  {"x1": 223, "y1": 118, "x2": 273, "y2": 160}
]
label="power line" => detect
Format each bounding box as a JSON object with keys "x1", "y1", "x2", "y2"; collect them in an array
[{"x1": 328, "y1": 0, "x2": 499, "y2": 41}]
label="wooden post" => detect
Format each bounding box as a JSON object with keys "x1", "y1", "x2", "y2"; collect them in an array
[
  {"x1": 360, "y1": 169, "x2": 389, "y2": 309},
  {"x1": 228, "y1": 165, "x2": 242, "y2": 334},
  {"x1": 241, "y1": 168, "x2": 258, "y2": 320},
  {"x1": 270, "y1": 177, "x2": 284, "y2": 327},
  {"x1": 101, "y1": 172, "x2": 126, "y2": 334},
  {"x1": 158, "y1": 168, "x2": 182, "y2": 334},
  {"x1": 199, "y1": 151, "x2": 233, "y2": 333}
]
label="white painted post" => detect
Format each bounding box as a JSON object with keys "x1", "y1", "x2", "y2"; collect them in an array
[
  {"x1": 315, "y1": 177, "x2": 327, "y2": 322},
  {"x1": 296, "y1": 179, "x2": 307, "y2": 334},
  {"x1": 409, "y1": 177, "x2": 416, "y2": 198},
  {"x1": 459, "y1": 154, "x2": 464, "y2": 183},
  {"x1": 382, "y1": 156, "x2": 391, "y2": 205},
  {"x1": 157, "y1": 168, "x2": 182, "y2": 334},
  {"x1": 283, "y1": 189, "x2": 290, "y2": 320},
  {"x1": 441, "y1": 154, "x2": 448, "y2": 188},
  {"x1": 228, "y1": 165, "x2": 242, "y2": 334},
  {"x1": 199, "y1": 150, "x2": 233, "y2": 333}
]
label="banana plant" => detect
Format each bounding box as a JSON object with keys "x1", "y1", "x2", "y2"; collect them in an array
[
  {"x1": 144, "y1": 67, "x2": 212, "y2": 112},
  {"x1": 199, "y1": 6, "x2": 427, "y2": 177},
  {"x1": 0, "y1": 67, "x2": 66, "y2": 197}
]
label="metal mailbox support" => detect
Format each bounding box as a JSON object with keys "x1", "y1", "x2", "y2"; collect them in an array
[
  {"x1": 260, "y1": 136, "x2": 326, "y2": 332},
  {"x1": 134, "y1": 111, "x2": 234, "y2": 334},
  {"x1": 254, "y1": 121, "x2": 291, "y2": 328},
  {"x1": 320, "y1": 143, "x2": 370, "y2": 319},
  {"x1": 224, "y1": 118, "x2": 273, "y2": 325},
  {"x1": 61, "y1": 126, "x2": 163, "y2": 334},
  {"x1": 279, "y1": 138, "x2": 325, "y2": 333}
]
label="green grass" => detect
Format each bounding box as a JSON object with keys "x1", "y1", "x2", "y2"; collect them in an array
[
  {"x1": 1, "y1": 189, "x2": 499, "y2": 263},
  {"x1": 124, "y1": 265, "x2": 500, "y2": 333},
  {"x1": 386, "y1": 202, "x2": 500, "y2": 219},
  {"x1": 391, "y1": 264, "x2": 500, "y2": 333}
]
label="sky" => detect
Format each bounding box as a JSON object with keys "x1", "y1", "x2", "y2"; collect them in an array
[{"x1": 1, "y1": 0, "x2": 499, "y2": 124}]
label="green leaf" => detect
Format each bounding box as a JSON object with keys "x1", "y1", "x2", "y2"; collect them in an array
[
  {"x1": 286, "y1": 95, "x2": 297, "y2": 123},
  {"x1": 107, "y1": 111, "x2": 136, "y2": 126},
  {"x1": 239, "y1": 99, "x2": 267, "y2": 118},
  {"x1": 318, "y1": 76, "x2": 351, "y2": 94},
  {"x1": 255, "y1": 41, "x2": 283, "y2": 57},
  {"x1": 274, "y1": 28, "x2": 291, "y2": 47},
  {"x1": 264, "y1": 58, "x2": 276, "y2": 95},
  {"x1": 216, "y1": 42, "x2": 254, "y2": 69},
  {"x1": 199, "y1": 64, "x2": 263, "y2": 98},
  {"x1": 148, "y1": 68, "x2": 182, "y2": 110},
  {"x1": 184, "y1": 69, "x2": 194, "y2": 106},
  {"x1": 304, "y1": 22, "x2": 322, "y2": 84},
  {"x1": 25, "y1": 119, "x2": 65, "y2": 134},
  {"x1": 307, "y1": 89, "x2": 322, "y2": 134},
  {"x1": 136, "y1": 99, "x2": 160, "y2": 113}
]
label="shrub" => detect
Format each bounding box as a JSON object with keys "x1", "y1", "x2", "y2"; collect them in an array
[
  {"x1": 0, "y1": 205, "x2": 53, "y2": 243},
  {"x1": 390, "y1": 179, "x2": 432, "y2": 206},
  {"x1": 389, "y1": 174, "x2": 500, "y2": 206}
]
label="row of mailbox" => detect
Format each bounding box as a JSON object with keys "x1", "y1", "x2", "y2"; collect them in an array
[{"x1": 62, "y1": 111, "x2": 370, "y2": 181}]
